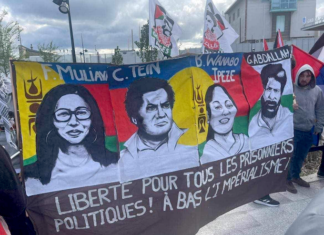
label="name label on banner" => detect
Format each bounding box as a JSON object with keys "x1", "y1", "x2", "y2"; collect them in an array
[
  {"x1": 112, "y1": 62, "x2": 161, "y2": 82},
  {"x1": 41, "y1": 64, "x2": 108, "y2": 82},
  {"x1": 244, "y1": 46, "x2": 291, "y2": 66}
]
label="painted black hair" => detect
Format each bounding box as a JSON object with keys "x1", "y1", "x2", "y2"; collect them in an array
[
  {"x1": 205, "y1": 84, "x2": 237, "y2": 141},
  {"x1": 124, "y1": 77, "x2": 175, "y2": 125},
  {"x1": 24, "y1": 84, "x2": 118, "y2": 185},
  {"x1": 260, "y1": 63, "x2": 287, "y2": 94}
]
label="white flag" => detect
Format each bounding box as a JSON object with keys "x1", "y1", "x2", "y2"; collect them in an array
[
  {"x1": 202, "y1": 0, "x2": 239, "y2": 53},
  {"x1": 149, "y1": 0, "x2": 182, "y2": 57}
]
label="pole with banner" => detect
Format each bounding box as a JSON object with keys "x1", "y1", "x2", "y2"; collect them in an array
[
  {"x1": 149, "y1": 0, "x2": 182, "y2": 58},
  {"x1": 202, "y1": 0, "x2": 238, "y2": 53}
]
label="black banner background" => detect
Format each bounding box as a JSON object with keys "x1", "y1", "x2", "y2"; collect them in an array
[{"x1": 27, "y1": 142, "x2": 291, "y2": 235}]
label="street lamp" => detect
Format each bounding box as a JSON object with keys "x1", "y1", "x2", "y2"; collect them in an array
[
  {"x1": 59, "y1": 2, "x2": 69, "y2": 13},
  {"x1": 53, "y1": 0, "x2": 77, "y2": 63},
  {"x1": 80, "y1": 49, "x2": 88, "y2": 63}
]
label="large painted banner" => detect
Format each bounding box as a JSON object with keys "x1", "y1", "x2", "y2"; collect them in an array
[{"x1": 12, "y1": 46, "x2": 293, "y2": 235}]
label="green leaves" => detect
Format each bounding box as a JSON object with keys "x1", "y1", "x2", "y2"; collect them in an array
[
  {"x1": 0, "y1": 10, "x2": 22, "y2": 76},
  {"x1": 135, "y1": 20, "x2": 158, "y2": 63},
  {"x1": 38, "y1": 41, "x2": 61, "y2": 63},
  {"x1": 112, "y1": 46, "x2": 123, "y2": 65}
]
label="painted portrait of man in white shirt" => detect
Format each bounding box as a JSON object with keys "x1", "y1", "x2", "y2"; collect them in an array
[{"x1": 119, "y1": 77, "x2": 199, "y2": 182}]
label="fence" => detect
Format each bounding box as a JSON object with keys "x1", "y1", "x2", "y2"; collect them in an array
[
  {"x1": 28, "y1": 37, "x2": 319, "y2": 64},
  {"x1": 231, "y1": 37, "x2": 319, "y2": 53}
]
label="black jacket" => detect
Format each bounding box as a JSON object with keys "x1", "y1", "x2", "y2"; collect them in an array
[{"x1": 0, "y1": 145, "x2": 26, "y2": 218}]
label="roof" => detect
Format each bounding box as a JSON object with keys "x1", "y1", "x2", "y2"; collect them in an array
[
  {"x1": 301, "y1": 22, "x2": 324, "y2": 31},
  {"x1": 225, "y1": 0, "x2": 243, "y2": 14},
  {"x1": 19, "y1": 45, "x2": 40, "y2": 54}
]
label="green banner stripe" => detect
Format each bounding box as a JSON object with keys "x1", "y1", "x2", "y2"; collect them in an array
[
  {"x1": 250, "y1": 94, "x2": 293, "y2": 121},
  {"x1": 119, "y1": 142, "x2": 126, "y2": 151},
  {"x1": 105, "y1": 136, "x2": 118, "y2": 153},
  {"x1": 233, "y1": 116, "x2": 249, "y2": 135},
  {"x1": 23, "y1": 155, "x2": 37, "y2": 166},
  {"x1": 281, "y1": 95, "x2": 294, "y2": 112},
  {"x1": 198, "y1": 142, "x2": 206, "y2": 157}
]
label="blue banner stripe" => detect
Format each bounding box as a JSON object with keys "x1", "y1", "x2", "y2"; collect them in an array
[
  {"x1": 41, "y1": 63, "x2": 109, "y2": 84},
  {"x1": 108, "y1": 53, "x2": 243, "y2": 90}
]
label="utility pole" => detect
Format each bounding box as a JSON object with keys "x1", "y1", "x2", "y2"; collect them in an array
[
  {"x1": 66, "y1": 0, "x2": 76, "y2": 63},
  {"x1": 81, "y1": 34, "x2": 87, "y2": 63},
  {"x1": 95, "y1": 45, "x2": 100, "y2": 63},
  {"x1": 131, "y1": 29, "x2": 134, "y2": 50},
  {"x1": 17, "y1": 25, "x2": 22, "y2": 46}
]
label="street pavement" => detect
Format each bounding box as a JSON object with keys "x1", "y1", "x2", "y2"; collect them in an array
[{"x1": 197, "y1": 174, "x2": 324, "y2": 235}]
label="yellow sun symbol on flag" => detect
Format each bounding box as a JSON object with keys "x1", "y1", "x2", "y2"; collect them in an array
[{"x1": 169, "y1": 67, "x2": 214, "y2": 146}]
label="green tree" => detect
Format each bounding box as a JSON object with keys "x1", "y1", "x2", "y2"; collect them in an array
[
  {"x1": 111, "y1": 46, "x2": 123, "y2": 65},
  {"x1": 0, "y1": 10, "x2": 22, "y2": 76},
  {"x1": 38, "y1": 41, "x2": 61, "y2": 62},
  {"x1": 135, "y1": 20, "x2": 158, "y2": 63}
]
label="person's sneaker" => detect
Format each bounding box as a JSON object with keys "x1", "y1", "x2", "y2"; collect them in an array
[
  {"x1": 318, "y1": 170, "x2": 324, "y2": 178},
  {"x1": 286, "y1": 180, "x2": 297, "y2": 194},
  {"x1": 292, "y1": 177, "x2": 310, "y2": 188},
  {"x1": 253, "y1": 195, "x2": 280, "y2": 207}
]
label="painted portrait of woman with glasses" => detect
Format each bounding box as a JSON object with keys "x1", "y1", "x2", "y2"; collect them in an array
[{"x1": 24, "y1": 84, "x2": 119, "y2": 195}]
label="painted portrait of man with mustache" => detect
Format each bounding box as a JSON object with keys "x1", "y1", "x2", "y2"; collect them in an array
[{"x1": 248, "y1": 63, "x2": 293, "y2": 150}]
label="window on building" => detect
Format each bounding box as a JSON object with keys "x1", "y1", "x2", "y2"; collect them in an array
[
  {"x1": 272, "y1": 0, "x2": 281, "y2": 8},
  {"x1": 276, "y1": 15, "x2": 285, "y2": 32},
  {"x1": 233, "y1": 12, "x2": 235, "y2": 21},
  {"x1": 237, "y1": 8, "x2": 240, "y2": 17},
  {"x1": 229, "y1": 15, "x2": 231, "y2": 23},
  {"x1": 271, "y1": 0, "x2": 297, "y2": 10}
]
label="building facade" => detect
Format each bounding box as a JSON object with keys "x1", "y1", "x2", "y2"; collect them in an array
[
  {"x1": 18, "y1": 45, "x2": 42, "y2": 58},
  {"x1": 225, "y1": 0, "x2": 316, "y2": 43}
]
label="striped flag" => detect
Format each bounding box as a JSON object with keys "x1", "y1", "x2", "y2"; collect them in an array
[
  {"x1": 149, "y1": 0, "x2": 182, "y2": 57},
  {"x1": 202, "y1": 0, "x2": 238, "y2": 53},
  {"x1": 273, "y1": 29, "x2": 284, "y2": 49},
  {"x1": 292, "y1": 45, "x2": 323, "y2": 83},
  {"x1": 309, "y1": 33, "x2": 324, "y2": 62},
  {"x1": 263, "y1": 38, "x2": 269, "y2": 51}
]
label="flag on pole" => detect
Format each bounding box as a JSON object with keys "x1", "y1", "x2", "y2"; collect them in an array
[
  {"x1": 309, "y1": 33, "x2": 324, "y2": 62},
  {"x1": 292, "y1": 45, "x2": 323, "y2": 83},
  {"x1": 273, "y1": 29, "x2": 284, "y2": 49},
  {"x1": 263, "y1": 38, "x2": 269, "y2": 51},
  {"x1": 202, "y1": 0, "x2": 238, "y2": 53},
  {"x1": 149, "y1": 0, "x2": 182, "y2": 57}
]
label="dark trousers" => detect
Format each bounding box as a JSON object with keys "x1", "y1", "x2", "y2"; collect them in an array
[
  {"x1": 319, "y1": 150, "x2": 324, "y2": 173},
  {"x1": 287, "y1": 129, "x2": 313, "y2": 180}
]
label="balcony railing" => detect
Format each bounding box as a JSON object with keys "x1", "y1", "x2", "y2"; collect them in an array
[{"x1": 271, "y1": 0, "x2": 297, "y2": 12}]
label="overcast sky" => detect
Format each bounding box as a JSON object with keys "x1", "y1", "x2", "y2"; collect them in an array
[{"x1": 1, "y1": 0, "x2": 324, "y2": 54}]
